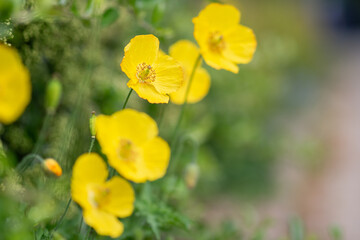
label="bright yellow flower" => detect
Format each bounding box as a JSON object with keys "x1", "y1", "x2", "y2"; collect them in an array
[
  {"x1": 193, "y1": 3, "x2": 257, "y2": 73},
  {"x1": 120, "y1": 34, "x2": 184, "y2": 104},
  {"x1": 169, "y1": 40, "x2": 210, "y2": 104},
  {"x1": 0, "y1": 45, "x2": 31, "y2": 124},
  {"x1": 96, "y1": 109, "x2": 170, "y2": 183},
  {"x1": 71, "y1": 153, "x2": 134, "y2": 238}
]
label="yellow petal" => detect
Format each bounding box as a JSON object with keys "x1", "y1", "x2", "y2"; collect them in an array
[
  {"x1": 129, "y1": 82, "x2": 169, "y2": 104},
  {"x1": 142, "y1": 137, "x2": 170, "y2": 181},
  {"x1": 83, "y1": 209, "x2": 124, "y2": 238},
  {"x1": 169, "y1": 40, "x2": 200, "y2": 71},
  {"x1": 96, "y1": 109, "x2": 158, "y2": 148},
  {"x1": 120, "y1": 35, "x2": 159, "y2": 84},
  {"x1": 102, "y1": 176, "x2": 135, "y2": 217},
  {"x1": 152, "y1": 53, "x2": 184, "y2": 94},
  {"x1": 96, "y1": 109, "x2": 162, "y2": 183},
  {"x1": 223, "y1": 25, "x2": 257, "y2": 64},
  {"x1": 192, "y1": 3, "x2": 240, "y2": 31},
  {"x1": 202, "y1": 51, "x2": 239, "y2": 73},
  {"x1": 170, "y1": 67, "x2": 211, "y2": 104},
  {"x1": 71, "y1": 153, "x2": 108, "y2": 209},
  {"x1": 108, "y1": 151, "x2": 147, "y2": 183},
  {"x1": 0, "y1": 45, "x2": 31, "y2": 124}
]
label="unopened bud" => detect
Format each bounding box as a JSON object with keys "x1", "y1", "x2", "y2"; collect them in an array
[
  {"x1": 45, "y1": 77, "x2": 62, "y2": 113},
  {"x1": 43, "y1": 158, "x2": 62, "y2": 177},
  {"x1": 89, "y1": 111, "x2": 96, "y2": 138},
  {"x1": 184, "y1": 162, "x2": 199, "y2": 189}
]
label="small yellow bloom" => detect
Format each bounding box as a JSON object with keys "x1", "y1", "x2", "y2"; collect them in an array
[
  {"x1": 193, "y1": 3, "x2": 257, "y2": 73},
  {"x1": 120, "y1": 34, "x2": 184, "y2": 104},
  {"x1": 96, "y1": 109, "x2": 170, "y2": 183},
  {"x1": 71, "y1": 153, "x2": 134, "y2": 238},
  {"x1": 43, "y1": 158, "x2": 62, "y2": 177},
  {"x1": 0, "y1": 44, "x2": 31, "y2": 124},
  {"x1": 169, "y1": 40, "x2": 210, "y2": 104}
]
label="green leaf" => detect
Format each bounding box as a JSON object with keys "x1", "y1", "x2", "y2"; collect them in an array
[{"x1": 101, "y1": 8, "x2": 119, "y2": 27}]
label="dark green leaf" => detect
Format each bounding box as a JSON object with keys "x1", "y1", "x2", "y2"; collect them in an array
[{"x1": 101, "y1": 8, "x2": 119, "y2": 27}]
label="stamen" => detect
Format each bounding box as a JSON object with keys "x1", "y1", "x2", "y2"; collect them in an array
[
  {"x1": 208, "y1": 31, "x2": 226, "y2": 53},
  {"x1": 136, "y1": 62, "x2": 156, "y2": 83}
]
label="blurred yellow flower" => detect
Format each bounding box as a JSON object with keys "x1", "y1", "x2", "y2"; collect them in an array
[
  {"x1": 169, "y1": 40, "x2": 210, "y2": 104},
  {"x1": 193, "y1": 3, "x2": 257, "y2": 73},
  {"x1": 120, "y1": 34, "x2": 183, "y2": 104},
  {"x1": 0, "y1": 45, "x2": 31, "y2": 124},
  {"x1": 43, "y1": 158, "x2": 62, "y2": 177},
  {"x1": 96, "y1": 109, "x2": 170, "y2": 183},
  {"x1": 71, "y1": 153, "x2": 134, "y2": 238}
]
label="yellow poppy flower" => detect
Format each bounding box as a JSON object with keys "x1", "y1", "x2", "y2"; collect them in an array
[
  {"x1": 120, "y1": 34, "x2": 184, "y2": 104},
  {"x1": 71, "y1": 153, "x2": 134, "y2": 238},
  {"x1": 169, "y1": 40, "x2": 210, "y2": 104},
  {"x1": 96, "y1": 109, "x2": 170, "y2": 183},
  {"x1": 193, "y1": 3, "x2": 257, "y2": 73},
  {"x1": 0, "y1": 44, "x2": 31, "y2": 124}
]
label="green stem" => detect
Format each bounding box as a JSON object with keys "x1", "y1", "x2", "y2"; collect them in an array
[
  {"x1": 16, "y1": 154, "x2": 43, "y2": 174},
  {"x1": 122, "y1": 88, "x2": 133, "y2": 109},
  {"x1": 52, "y1": 136, "x2": 96, "y2": 237},
  {"x1": 17, "y1": 111, "x2": 53, "y2": 174},
  {"x1": 169, "y1": 54, "x2": 201, "y2": 170}
]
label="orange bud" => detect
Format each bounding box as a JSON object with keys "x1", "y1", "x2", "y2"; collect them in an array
[{"x1": 43, "y1": 158, "x2": 62, "y2": 177}]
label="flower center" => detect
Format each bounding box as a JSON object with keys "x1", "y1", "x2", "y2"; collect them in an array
[
  {"x1": 136, "y1": 62, "x2": 156, "y2": 83},
  {"x1": 208, "y1": 31, "x2": 226, "y2": 53},
  {"x1": 88, "y1": 184, "x2": 110, "y2": 208},
  {"x1": 117, "y1": 139, "x2": 138, "y2": 162}
]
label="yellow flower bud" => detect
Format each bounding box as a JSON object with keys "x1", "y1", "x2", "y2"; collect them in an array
[
  {"x1": 43, "y1": 158, "x2": 62, "y2": 177},
  {"x1": 89, "y1": 111, "x2": 96, "y2": 138},
  {"x1": 45, "y1": 77, "x2": 62, "y2": 113},
  {"x1": 184, "y1": 162, "x2": 199, "y2": 189}
]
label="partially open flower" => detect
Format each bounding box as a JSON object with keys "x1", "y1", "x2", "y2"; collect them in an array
[
  {"x1": 169, "y1": 40, "x2": 211, "y2": 104},
  {"x1": 43, "y1": 158, "x2": 62, "y2": 177},
  {"x1": 96, "y1": 109, "x2": 170, "y2": 183}
]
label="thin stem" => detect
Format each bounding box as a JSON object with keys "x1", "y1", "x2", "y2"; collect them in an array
[
  {"x1": 122, "y1": 88, "x2": 133, "y2": 109},
  {"x1": 52, "y1": 136, "x2": 96, "y2": 237},
  {"x1": 171, "y1": 54, "x2": 201, "y2": 147},
  {"x1": 53, "y1": 197, "x2": 71, "y2": 232},
  {"x1": 169, "y1": 54, "x2": 201, "y2": 171}
]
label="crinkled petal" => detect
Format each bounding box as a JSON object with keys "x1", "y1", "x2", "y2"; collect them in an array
[
  {"x1": 129, "y1": 82, "x2": 169, "y2": 103},
  {"x1": 83, "y1": 209, "x2": 124, "y2": 238},
  {"x1": 71, "y1": 153, "x2": 108, "y2": 209},
  {"x1": 102, "y1": 176, "x2": 135, "y2": 217},
  {"x1": 120, "y1": 35, "x2": 159, "y2": 84},
  {"x1": 192, "y1": 3, "x2": 240, "y2": 31},
  {"x1": 202, "y1": 51, "x2": 239, "y2": 73},
  {"x1": 170, "y1": 67, "x2": 211, "y2": 104},
  {"x1": 223, "y1": 25, "x2": 257, "y2": 64},
  {"x1": 152, "y1": 54, "x2": 184, "y2": 95},
  {"x1": 142, "y1": 137, "x2": 170, "y2": 181}
]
